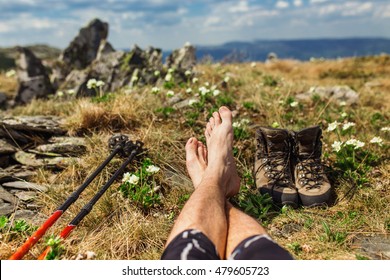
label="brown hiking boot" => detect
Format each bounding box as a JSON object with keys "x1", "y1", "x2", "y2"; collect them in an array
[
  {"x1": 292, "y1": 126, "x2": 331, "y2": 207},
  {"x1": 254, "y1": 127, "x2": 298, "y2": 207}
]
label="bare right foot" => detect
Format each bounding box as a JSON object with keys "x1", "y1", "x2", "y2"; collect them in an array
[{"x1": 202, "y1": 106, "x2": 240, "y2": 197}]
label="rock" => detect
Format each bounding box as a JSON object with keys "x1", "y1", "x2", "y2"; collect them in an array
[
  {"x1": 30, "y1": 136, "x2": 87, "y2": 157},
  {"x1": 354, "y1": 235, "x2": 390, "y2": 260},
  {"x1": 13, "y1": 209, "x2": 47, "y2": 226},
  {"x1": 52, "y1": 18, "x2": 109, "y2": 87},
  {"x1": 0, "y1": 186, "x2": 18, "y2": 204},
  {"x1": 0, "y1": 202, "x2": 14, "y2": 216},
  {"x1": 96, "y1": 39, "x2": 115, "y2": 61},
  {"x1": 0, "y1": 166, "x2": 36, "y2": 183},
  {"x1": 2, "y1": 181, "x2": 47, "y2": 192},
  {"x1": 13, "y1": 151, "x2": 78, "y2": 169},
  {"x1": 0, "y1": 115, "x2": 66, "y2": 144},
  {"x1": 0, "y1": 139, "x2": 17, "y2": 155},
  {"x1": 266, "y1": 52, "x2": 278, "y2": 63},
  {"x1": 14, "y1": 191, "x2": 37, "y2": 202},
  {"x1": 0, "y1": 92, "x2": 7, "y2": 110},
  {"x1": 14, "y1": 47, "x2": 54, "y2": 104},
  {"x1": 166, "y1": 43, "x2": 196, "y2": 71},
  {"x1": 0, "y1": 155, "x2": 10, "y2": 168},
  {"x1": 296, "y1": 86, "x2": 359, "y2": 105}
]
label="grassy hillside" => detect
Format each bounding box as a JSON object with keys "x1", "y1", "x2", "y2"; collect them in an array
[{"x1": 0, "y1": 55, "x2": 389, "y2": 260}]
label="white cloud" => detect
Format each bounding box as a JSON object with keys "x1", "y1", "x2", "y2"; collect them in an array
[
  {"x1": 204, "y1": 16, "x2": 221, "y2": 27},
  {"x1": 342, "y1": 2, "x2": 373, "y2": 16},
  {"x1": 294, "y1": 0, "x2": 303, "y2": 7},
  {"x1": 229, "y1": 1, "x2": 249, "y2": 13},
  {"x1": 276, "y1": 1, "x2": 290, "y2": 9},
  {"x1": 310, "y1": 0, "x2": 328, "y2": 4}
]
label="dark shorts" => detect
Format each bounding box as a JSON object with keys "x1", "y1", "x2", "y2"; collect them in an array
[{"x1": 161, "y1": 229, "x2": 293, "y2": 260}]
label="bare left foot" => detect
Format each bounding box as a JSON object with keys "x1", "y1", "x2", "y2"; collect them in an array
[{"x1": 185, "y1": 137, "x2": 207, "y2": 187}]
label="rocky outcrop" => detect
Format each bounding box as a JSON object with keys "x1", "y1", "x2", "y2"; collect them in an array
[
  {"x1": 0, "y1": 115, "x2": 88, "y2": 218},
  {"x1": 296, "y1": 86, "x2": 359, "y2": 105},
  {"x1": 14, "y1": 47, "x2": 54, "y2": 104},
  {"x1": 166, "y1": 42, "x2": 196, "y2": 70}
]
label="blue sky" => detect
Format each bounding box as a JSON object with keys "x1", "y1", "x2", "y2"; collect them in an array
[{"x1": 0, "y1": 0, "x2": 389, "y2": 50}]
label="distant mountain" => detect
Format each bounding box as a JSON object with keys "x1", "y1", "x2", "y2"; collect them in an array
[{"x1": 193, "y1": 38, "x2": 390, "y2": 62}]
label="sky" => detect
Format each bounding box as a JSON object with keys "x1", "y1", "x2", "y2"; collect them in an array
[{"x1": 0, "y1": 0, "x2": 390, "y2": 50}]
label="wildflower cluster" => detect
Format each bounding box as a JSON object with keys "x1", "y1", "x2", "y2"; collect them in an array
[
  {"x1": 327, "y1": 120, "x2": 384, "y2": 188},
  {"x1": 119, "y1": 158, "x2": 162, "y2": 210}
]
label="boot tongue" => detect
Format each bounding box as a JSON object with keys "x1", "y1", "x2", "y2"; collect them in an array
[
  {"x1": 260, "y1": 127, "x2": 289, "y2": 153},
  {"x1": 297, "y1": 126, "x2": 321, "y2": 155}
]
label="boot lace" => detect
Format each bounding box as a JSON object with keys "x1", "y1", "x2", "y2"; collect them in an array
[
  {"x1": 296, "y1": 154, "x2": 324, "y2": 189},
  {"x1": 256, "y1": 151, "x2": 293, "y2": 189}
]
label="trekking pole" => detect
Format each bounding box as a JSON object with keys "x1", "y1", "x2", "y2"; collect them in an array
[
  {"x1": 9, "y1": 134, "x2": 129, "y2": 260},
  {"x1": 37, "y1": 139, "x2": 144, "y2": 260}
]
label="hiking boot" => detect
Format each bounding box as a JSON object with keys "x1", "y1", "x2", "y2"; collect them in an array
[
  {"x1": 254, "y1": 127, "x2": 298, "y2": 207},
  {"x1": 292, "y1": 126, "x2": 331, "y2": 207}
]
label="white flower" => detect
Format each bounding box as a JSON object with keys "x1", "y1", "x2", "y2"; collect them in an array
[
  {"x1": 122, "y1": 172, "x2": 131, "y2": 183},
  {"x1": 185, "y1": 70, "x2": 192, "y2": 76},
  {"x1": 272, "y1": 122, "x2": 280, "y2": 128},
  {"x1": 340, "y1": 112, "x2": 348, "y2": 118},
  {"x1": 166, "y1": 90, "x2": 174, "y2": 97},
  {"x1": 192, "y1": 77, "x2": 199, "y2": 83},
  {"x1": 165, "y1": 73, "x2": 172, "y2": 82},
  {"x1": 168, "y1": 68, "x2": 175, "y2": 74},
  {"x1": 5, "y1": 69, "x2": 16, "y2": 78},
  {"x1": 224, "y1": 76, "x2": 230, "y2": 83},
  {"x1": 331, "y1": 141, "x2": 343, "y2": 152},
  {"x1": 154, "y1": 70, "x2": 160, "y2": 76},
  {"x1": 327, "y1": 121, "x2": 340, "y2": 132},
  {"x1": 188, "y1": 99, "x2": 198, "y2": 106},
  {"x1": 290, "y1": 101, "x2": 299, "y2": 108},
  {"x1": 186, "y1": 88, "x2": 193, "y2": 94},
  {"x1": 57, "y1": 91, "x2": 64, "y2": 97},
  {"x1": 232, "y1": 122, "x2": 242, "y2": 128},
  {"x1": 199, "y1": 86, "x2": 209, "y2": 96},
  {"x1": 370, "y1": 136, "x2": 384, "y2": 146},
  {"x1": 346, "y1": 139, "x2": 365, "y2": 149},
  {"x1": 251, "y1": 62, "x2": 256, "y2": 68},
  {"x1": 128, "y1": 174, "x2": 140, "y2": 184},
  {"x1": 204, "y1": 82, "x2": 210, "y2": 87},
  {"x1": 381, "y1": 127, "x2": 390, "y2": 132},
  {"x1": 213, "y1": 89, "x2": 221, "y2": 96},
  {"x1": 339, "y1": 101, "x2": 347, "y2": 106},
  {"x1": 342, "y1": 122, "x2": 356, "y2": 131},
  {"x1": 86, "y1": 78, "x2": 97, "y2": 89},
  {"x1": 67, "y1": 89, "x2": 75, "y2": 95},
  {"x1": 96, "y1": 80, "x2": 105, "y2": 87},
  {"x1": 151, "y1": 87, "x2": 160, "y2": 94},
  {"x1": 146, "y1": 165, "x2": 160, "y2": 174},
  {"x1": 241, "y1": 119, "x2": 250, "y2": 125}
]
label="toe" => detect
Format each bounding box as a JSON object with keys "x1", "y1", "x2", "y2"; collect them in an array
[
  {"x1": 213, "y1": 111, "x2": 222, "y2": 126},
  {"x1": 197, "y1": 142, "x2": 207, "y2": 165},
  {"x1": 219, "y1": 106, "x2": 232, "y2": 124},
  {"x1": 205, "y1": 122, "x2": 212, "y2": 139},
  {"x1": 185, "y1": 137, "x2": 198, "y2": 157}
]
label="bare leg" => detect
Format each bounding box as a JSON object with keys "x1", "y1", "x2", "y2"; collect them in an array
[
  {"x1": 165, "y1": 107, "x2": 236, "y2": 257},
  {"x1": 185, "y1": 107, "x2": 268, "y2": 258}
]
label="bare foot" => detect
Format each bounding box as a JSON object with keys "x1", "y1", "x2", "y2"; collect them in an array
[
  {"x1": 203, "y1": 106, "x2": 240, "y2": 197},
  {"x1": 185, "y1": 137, "x2": 207, "y2": 187}
]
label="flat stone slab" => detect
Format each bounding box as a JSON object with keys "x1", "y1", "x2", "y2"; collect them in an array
[
  {"x1": 0, "y1": 166, "x2": 36, "y2": 183},
  {"x1": 0, "y1": 202, "x2": 14, "y2": 216},
  {"x1": 13, "y1": 150, "x2": 79, "y2": 168},
  {"x1": 0, "y1": 186, "x2": 18, "y2": 204},
  {"x1": 13, "y1": 209, "x2": 47, "y2": 226},
  {"x1": 30, "y1": 136, "x2": 87, "y2": 157},
  {"x1": 0, "y1": 139, "x2": 18, "y2": 155},
  {"x1": 2, "y1": 181, "x2": 47, "y2": 192},
  {"x1": 14, "y1": 191, "x2": 37, "y2": 202},
  {"x1": 354, "y1": 235, "x2": 390, "y2": 260}
]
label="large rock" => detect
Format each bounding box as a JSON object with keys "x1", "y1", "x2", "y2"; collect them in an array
[
  {"x1": 166, "y1": 43, "x2": 196, "y2": 70},
  {"x1": 0, "y1": 166, "x2": 36, "y2": 184},
  {"x1": 52, "y1": 18, "x2": 109, "y2": 87},
  {"x1": 296, "y1": 86, "x2": 359, "y2": 105},
  {"x1": 0, "y1": 115, "x2": 66, "y2": 144},
  {"x1": 0, "y1": 139, "x2": 17, "y2": 155},
  {"x1": 14, "y1": 47, "x2": 54, "y2": 105},
  {"x1": 30, "y1": 136, "x2": 87, "y2": 157}
]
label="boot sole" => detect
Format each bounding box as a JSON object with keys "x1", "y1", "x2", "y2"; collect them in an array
[
  {"x1": 299, "y1": 189, "x2": 331, "y2": 207},
  {"x1": 259, "y1": 187, "x2": 299, "y2": 208}
]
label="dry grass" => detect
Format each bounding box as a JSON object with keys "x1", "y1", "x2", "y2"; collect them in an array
[{"x1": 0, "y1": 56, "x2": 389, "y2": 260}]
